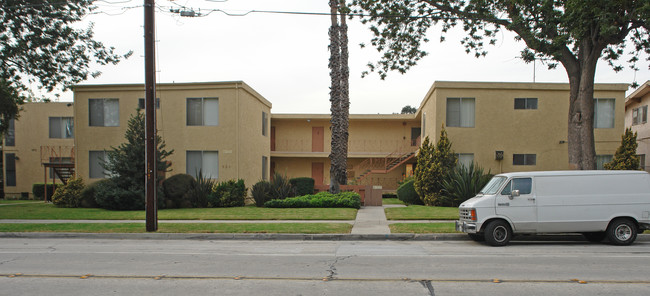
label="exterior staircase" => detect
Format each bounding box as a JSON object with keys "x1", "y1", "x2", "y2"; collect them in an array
[
  {"x1": 41, "y1": 146, "x2": 75, "y2": 185},
  {"x1": 353, "y1": 144, "x2": 418, "y2": 184}
]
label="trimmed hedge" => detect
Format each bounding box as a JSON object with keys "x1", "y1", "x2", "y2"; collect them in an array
[
  {"x1": 264, "y1": 191, "x2": 361, "y2": 209},
  {"x1": 210, "y1": 179, "x2": 247, "y2": 207},
  {"x1": 397, "y1": 179, "x2": 423, "y2": 205},
  {"x1": 32, "y1": 183, "x2": 63, "y2": 200},
  {"x1": 289, "y1": 177, "x2": 315, "y2": 196}
]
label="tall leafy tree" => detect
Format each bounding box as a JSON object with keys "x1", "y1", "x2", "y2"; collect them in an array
[
  {"x1": 350, "y1": 0, "x2": 650, "y2": 170},
  {"x1": 414, "y1": 126, "x2": 458, "y2": 206},
  {"x1": 328, "y1": 0, "x2": 351, "y2": 193},
  {"x1": 0, "y1": 1, "x2": 131, "y2": 133},
  {"x1": 604, "y1": 127, "x2": 640, "y2": 170}
]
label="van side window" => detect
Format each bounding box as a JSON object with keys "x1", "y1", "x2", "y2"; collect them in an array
[{"x1": 500, "y1": 178, "x2": 532, "y2": 195}]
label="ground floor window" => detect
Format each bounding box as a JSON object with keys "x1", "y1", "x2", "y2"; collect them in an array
[
  {"x1": 5, "y1": 153, "x2": 16, "y2": 186},
  {"x1": 596, "y1": 155, "x2": 613, "y2": 170},
  {"x1": 187, "y1": 151, "x2": 219, "y2": 179},
  {"x1": 457, "y1": 153, "x2": 474, "y2": 168},
  {"x1": 89, "y1": 151, "x2": 108, "y2": 178},
  {"x1": 513, "y1": 154, "x2": 536, "y2": 166}
]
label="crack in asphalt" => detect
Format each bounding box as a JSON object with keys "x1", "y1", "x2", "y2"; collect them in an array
[
  {"x1": 325, "y1": 256, "x2": 353, "y2": 280},
  {"x1": 419, "y1": 280, "x2": 435, "y2": 296}
]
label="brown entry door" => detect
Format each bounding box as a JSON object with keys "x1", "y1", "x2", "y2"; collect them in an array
[
  {"x1": 312, "y1": 162, "x2": 324, "y2": 185},
  {"x1": 312, "y1": 127, "x2": 324, "y2": 152}
]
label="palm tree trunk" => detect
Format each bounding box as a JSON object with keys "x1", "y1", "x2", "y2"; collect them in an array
[{"x1": 328, "y1": 0, "x2": 342, "y2": 193}]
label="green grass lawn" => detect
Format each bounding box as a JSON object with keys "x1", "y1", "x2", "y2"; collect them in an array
[
  {"x1": 389, "y1": 223, "x2": 459, "y2": 233},
  {"x1": 0, "y1": 223, "x2": 352, "y2": 234},
  {"x1": 0, "y1": 203, "x2": 357, "y2": 220},
  {"x1": 381, "y1": 198, "x2": 405, "y2": 205},
  {"x1": 385, "y1": 205, "x2": 459, "y2": 220},
  {"x1": 0, "y1": 200, "x2": 42, "y2": 204}
]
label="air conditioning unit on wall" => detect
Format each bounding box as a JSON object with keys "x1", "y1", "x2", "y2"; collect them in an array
[{"x1": 495, "y1": 151, "x2": 504, "y2": 160}]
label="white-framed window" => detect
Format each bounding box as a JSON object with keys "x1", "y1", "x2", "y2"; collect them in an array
[
  {"x1": 138, "y1": 98, "x2": 161, "y2": 110},
  {"x1": 514, "y1": 98, "x2": 538, "y2": 110},
  {"x1": 446, "y1": 97, "x2": 475, "y2": 127},
  {"x1": 632, "y1": 105, "x2": 648, "y2": 125},
  {"x1": 262, "y1": 156, "x2": 268, "y2": 180},
  {"x1": 513, "y1": 154, "x2": 536, "y2": 166},
  {"x1": 457, "y1": 153, "x2": 474, "y2": 168},
  {"x1": 186, "y1": 151, "x2": 219, "y2": 179},
  {"x1": 594, "y1": 98, "x2": 615, "y2": 128},
  {"x1": 89, "y1": 98, "x2": 119, "y2": 127},
  {"x1": 262, "y1": 111, "x2": 268, "y2": 136},
  {"x1": 49, "y1": 117, "x2": 74, "y2": 138},
  {"x1": 89, "y1": 151, "x2": 108, "y2": 178},
  {"x1": 596, "y1": 155, "x2": 613, "y2": 170},
  {"x1": 187, "y1": 98, "x2": 219, "y2": 126}
]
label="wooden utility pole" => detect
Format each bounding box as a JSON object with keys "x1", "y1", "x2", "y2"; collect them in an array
[{"x1": 144, "y1": 0, "x2": 157, "y2": 232}]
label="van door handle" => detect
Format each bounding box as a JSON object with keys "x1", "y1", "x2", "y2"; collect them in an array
[{"x1": 528, "y1": 198, "x2": 536, "y2": 201}]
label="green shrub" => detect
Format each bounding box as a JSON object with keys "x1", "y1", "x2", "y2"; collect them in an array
[
  {"x1": 251, "y1": 180, "x2": 272, "y2": 207},
  {"x1": 397, "y1": 179, "x2": 423, "y2": 205},
  {"x1": 270, "y1": 173, "x2": 293, "y2": 200},
  {"x1": 210, "y1": 179, "x2": 247, "y2": 207},
  {"x1": 32, "y1": 183, "x2": 63, "y2": 200},
  {"x1": 162, "y1": 174, "x2": 196, "y2": 208},
  {"x1": 94, "y1": 180, "x2": 144, "y2": 210},
  {"x1": 79, "y1": 179, "x2": 109, "y2": 208},
  {"x1": 440, "y1": 163, "x2": 492, "y2": 207},
  {"x1": 185, "y1": 171, "x2": 215, "y2": 208},
  {"x1": 264, "y1": 191, "x2": 361, "y2": 209},
  {"x1": 289, "y1": 177, "x2": 315, "y2": 196},
  {"x1": 52, "y1": 178, "x2": 85, "y2": 208}
]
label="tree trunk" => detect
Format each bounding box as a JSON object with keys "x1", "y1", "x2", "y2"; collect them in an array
[
  {"x1": 564, "y1": 43, "x2": 601, "y2": 170},
  {"x1": 337, "y1": 9, "x2": 350, "y2": 186},
  {"x1": 328, "y1": 0, "x2": 342, "y2": 193}
]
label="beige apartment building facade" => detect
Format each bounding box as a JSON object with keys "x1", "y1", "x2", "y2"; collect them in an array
[
  {"x1": 72, "y1": 81, "x2": 272, "y2": 190},
  {"x1": 2, "y1": 80, "x2": 630, "y2": 197},
  {"x1": 625, "y1": 81, "x2": 650, "y2": 171},
  {"x1": 2, "y1": 102, "x2": 75, "y2": 198}
]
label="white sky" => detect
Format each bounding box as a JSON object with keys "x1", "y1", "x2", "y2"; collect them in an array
[{"x1": 45, "y1": 0, "x2": 649, "y2": 114}]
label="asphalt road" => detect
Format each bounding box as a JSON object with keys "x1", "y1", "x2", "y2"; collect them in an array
[{"x1": 1, "y1": 238, "x2": 649, "y2": 295}]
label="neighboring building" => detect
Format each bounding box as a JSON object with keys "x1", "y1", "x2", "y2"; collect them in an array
[
  {"x1": 418, "y1": 81, "x2": 628, "y2": 173},
  {"x1": 625, "y1": 80, "x2": 650, "y2": 172},
  {"x1": 2, "y1": 102, "x2": 75, "y2": 198},
  {"x1": 2, "y1": 81, "x2": 630, "y2": 197},
  {"x1": 72, "y1": 81, "x2": 272, "y2": 189}
]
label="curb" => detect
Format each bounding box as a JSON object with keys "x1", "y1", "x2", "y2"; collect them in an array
[{"x1": 1, "y1": 232, "x2": 648, "y2": 242}]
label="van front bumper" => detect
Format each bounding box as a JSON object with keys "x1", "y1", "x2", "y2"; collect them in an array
[{"x1": 455, "y1": 220, "x2": 477, "y2": 233}]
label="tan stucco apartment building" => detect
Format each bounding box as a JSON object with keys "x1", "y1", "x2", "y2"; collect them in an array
[
  {"x1": 2, "y1": 81, "x2": 629, "y2": 198},
  {"x1": 625, "y1": 80, "x2": 650, "y2": 171}
]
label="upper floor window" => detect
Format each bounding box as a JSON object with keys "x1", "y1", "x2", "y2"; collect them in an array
[
  {"x1": 187, "y1": 98, "x2": 219, "y2": 126},
  {"x1": 89, "y1": 98, "x2": 119, "y2": 127},
  {"x1": 632, "y1": 105, "x2": 648, "y2": 125},
  {"x1": 594, "y1": 98, "x2": 615, "y2": 128},
  {"x1": 514, "y1": 98, "x2": 538, "y2": 110},
  {"x1": 446, "y1": 97, "x2": 475, "y2": 127},
  {"x1": 513, "y1": 154, "x2": 536, "y2": 166},
  {"x1": 138, "y1": 98, "x2": 161, "y2": 110},
  {"x1": 262, "y1": 111, "x2": 268, "y2": 136},
  {"x1": 5, "y1": 118, "x2": 15, "y2": 146},
  {"x1": 49, "y1": 117, "x2": 74, "y2": 138}
]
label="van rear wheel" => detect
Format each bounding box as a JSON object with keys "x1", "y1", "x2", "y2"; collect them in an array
[
  {"x1": 606, "y1": 219, "x2": 637, "y2": 246},
  {"x1": 484, "y1": 220, "x2": 512, "y2": 246}
]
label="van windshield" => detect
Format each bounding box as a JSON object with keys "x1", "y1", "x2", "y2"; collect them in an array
[{"x1": 478, "y1": 176, "x2": 507, "y2": 195}]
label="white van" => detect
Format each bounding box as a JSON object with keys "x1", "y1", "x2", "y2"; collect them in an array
[{"x1": 455, "y1": 170, "x2": 650, "y2": 246}]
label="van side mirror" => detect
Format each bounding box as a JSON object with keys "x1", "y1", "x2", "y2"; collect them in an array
[{"x1": 509, "y1": 190, "x2": 520, "y2": 199}]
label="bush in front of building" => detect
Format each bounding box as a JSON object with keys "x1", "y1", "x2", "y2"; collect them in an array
[
  {"x1": 396, "y1": 179, "x2": 422, "y2": 205},
  {"x1": 440, "y1": 163, "x2": 492, "y2": 207},
  {"x1": 270, "y1": 173, "x2": 293, "y2": 200},
  {"x1": 251, "y1": 180, "x2": 272, "y2": 207},
  {"x1": 79, "y1": 179, "x2": 107, "y2": 208},
  {"x1": 264, "y1": 191, "x2": 361, "y2": 209},
  {"x1": 604, "y1": 127, "x2": 640, "y2": 170},
  {"x1": 32, "y1": 183, "x2": 63, "y2": 201},
  {"x1": 93, "y1": 180, "x2": 145, "y2": 210},
  {"x1": 414, "y1": 126, "x2": 457, "y2": 206},
  {"x1": 185, "y1": 171, "x2": 215, "y2": 208},
  {"x1": 289, "y1": 177, "x2": 315, "y2": 196},
  {"x1": 209, "y1": 179, "x2": 247, "y2": 207},
  {"x1": 162, "y1": 173, "x2": 196, "y2": 208},
  {"x1": 52, "y1": 177, "x2": 85, "y2": 208}
]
